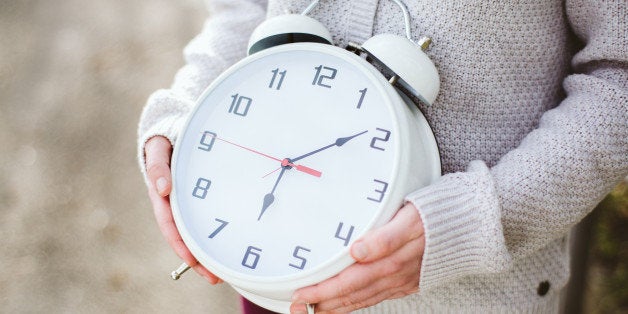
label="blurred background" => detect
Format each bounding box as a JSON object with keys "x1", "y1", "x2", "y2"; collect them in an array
[{"x1": 0, "y1": 0, "x2": 625, "y2": 313}]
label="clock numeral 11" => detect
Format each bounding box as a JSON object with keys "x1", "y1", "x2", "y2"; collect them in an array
[
  {"x1": 269, "y1": 68, "x2": 286, "y2": 90},
  {"x1": 312, "y1": 65, "x2": 337, "y2": 88},
  {"x1": 242, "y1": 246, "x2": 262, "y2": 269},
  {"x1": 229, "y1": 94, "x2": 253, "y2": 117},
  {"x1": 335, "y1": 222, "x2": 355, "y2": 247}
]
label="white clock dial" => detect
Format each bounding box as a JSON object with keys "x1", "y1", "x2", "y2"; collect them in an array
[{"x1": 172, "y1": 47, "x2": 401, "y2": 280}]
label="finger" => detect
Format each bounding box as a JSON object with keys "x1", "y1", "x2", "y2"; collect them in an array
[
  {"x1": 350, "y1": 203, "x2": 423, "y2": 263},
  {"x1": 145, "y1": 136, "x2": 173, "y2": 197}
]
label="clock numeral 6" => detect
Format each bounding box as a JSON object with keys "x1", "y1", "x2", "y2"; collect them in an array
[
  {"x1": 289, "y1": 246, "x2": 311, "y2": 270},
  {"x1": 198, "y1": 131, "x2": 217, "y2": 151},
  {"x1": 367, "y1": 179, "x2": 389, "y2": 203},
  {"x1": 242, "y1": 246, "x2": 262, "y2": 269},
  {"x1": 208, "y1": 218, "x2": 229, "y2": 239},
  {"x1": 369, "y1": 128, "x2": 391, "y2": 151},
  {"x1": 335, "y1": 222, "x2": 355, "y2": 247},
  {"x1": 192, "y1": 177, "x2": 212, "y2": 199},
  {"x1": 229, "y1": 94, "x2": 253, "y2": 117},
  {"x1": 312, "y1": 65, "x2": 337, "y2": 88}
]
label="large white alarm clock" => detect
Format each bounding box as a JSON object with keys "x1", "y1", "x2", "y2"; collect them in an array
[{"x1": 169, "y1": 10, "x2": 441, "y2": 313}]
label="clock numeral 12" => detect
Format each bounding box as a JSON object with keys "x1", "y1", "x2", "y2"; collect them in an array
[
  {"x1": 242, "y1": 246, "x2": 262, "y2": 269},
  {"x1": 356, "y1": 88, "x2": 367, "y2": 109},
  {"x1": 335, "y1": 222, "x2": 355, "y2": 247},
  {"x1": 269, "y1": 68, "x2": 286, "y2": 90},
  {"x1": 229, "y1": 94, "x2": 253, "y2": 117},
  {"x1": 192, "y1": 177, "x2": 212, "y2": 199},
  {"x1": 208, "y1": 218, "x2": 229, "y2": 239},
  {"x1": 312, "y1": 65, "x2": 337, "y2": 88},
  {"x1": 198, "y1": 131, "x2": 217, "y2": 151},
  {"x1": 289, "y1": 246, "x2": 311, "y2": 270},
  {"x1": 367, "y1": 179, "x2": 389, "y2": 203},
  {"x1": 370, "y1": 128, "x2": 391, "y2": 151}
]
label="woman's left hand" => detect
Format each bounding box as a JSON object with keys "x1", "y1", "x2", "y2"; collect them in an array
[{"x1": 290, "y1": 203, "x2": 425, "y2": 314}]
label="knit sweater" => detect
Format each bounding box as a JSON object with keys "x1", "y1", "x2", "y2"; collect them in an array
[{"x1": 137, "y1": 0, "x2": 628, "y2": 312}]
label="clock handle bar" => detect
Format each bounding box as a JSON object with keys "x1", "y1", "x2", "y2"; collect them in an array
[{"x1": 170, "y1": 262, "x2": 191, "y2": 280}]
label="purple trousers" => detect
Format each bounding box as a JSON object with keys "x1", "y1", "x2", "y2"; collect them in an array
[{"x1": 241, "y1": 297, "x2": 280, "y2": 314}]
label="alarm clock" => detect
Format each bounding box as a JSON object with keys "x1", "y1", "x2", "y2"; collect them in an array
[{"x1": 169, "y1": 10, "x2": 441, "y2": 314}]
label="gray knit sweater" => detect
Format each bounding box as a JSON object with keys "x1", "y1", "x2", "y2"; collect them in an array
[{"x1": 138, "y1": 0, "x2": 628, "y2": 312}]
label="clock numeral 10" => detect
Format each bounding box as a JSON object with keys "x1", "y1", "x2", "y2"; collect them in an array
[
  {"x1": 289, "y1": 246, "x2": 311, "y2": 270},
  {"x1": 242, "y1": 246, "x2": 262, "y2": 269},
  {"x1": 335, "y1": 222, "x2": 355, "y2": 247},
  {"x1": 229, "y1": 94, "x2": 253, "y2": 117},
  {"x1": 198, "y1": 131, "x2": 217, "y2": 151},
  {"x1": 370, "y1": 128, "x2": 391, "y2": 151},
  {"x1": 367, "y1": 179, "x2": 389, "y2": 203},
  {"x1": 312, "y1": 65, "x2": 337, "y2": 88},
  {"x1": 269, "y1": 68, "x2": 286, "y2": 90},
  {"x1": 192, "y1": 177, "x2": 212, "y2": 199},
  {"x1": 208, "y1": 218, "x2": 229, "y2": 239}
]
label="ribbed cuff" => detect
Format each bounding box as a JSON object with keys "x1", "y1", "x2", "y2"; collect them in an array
[{"x1": 405, "y1": 161, "x2": 512, "y2": 291}]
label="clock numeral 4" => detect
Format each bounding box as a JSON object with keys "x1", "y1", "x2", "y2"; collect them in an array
[
  {"x1": 208, "y1": 218, "x2": 229, "y2": 239},
  {"x1": 229, "y1": 94, "x2": 253, "y2": 117},
  {"x1": 289, "y1": 246, "x2": 311, "y2": 270},
  {"x1": 192, "y1": 177, "x2": 212, "y2": 199},
  {"x1": 367, "y1": 179, "x2": 389, "y2": 203},
  {"x1": 242, "y1": 246, "x2": 262, "y2": 269},
  {"x1": 369, "y1": 128, "x2": 391, "y2": 151},
  {"x1": 312, "y1": 65, "x2": 337, "y2": 88},
  {"x1": 269, "y1": 68, "x2": 287, "y2": 90},
  {"x1": 198, "y1": 131, "x2": 217, "y2": 151},
  {"x1": 335, "y1": 222, "x2": 355, "y2": 247}
]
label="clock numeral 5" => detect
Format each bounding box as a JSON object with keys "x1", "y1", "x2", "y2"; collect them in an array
[
  {"x1": 269, "y1": 68, "x2": 287, "y2": 90},
  {"x1": 312, "y1": 65, "x2": 337, "y2": 88},
  {"x1": 192, "y1": 177, "x2": 212, "y2": 199},
  {"x1": 198, "y1": 131, "x2": 217, "y2": 151},
  {"x1": 289, "y1": 246, "x2": 311, "y2": 270},
  {"x1": 229, "y1": 94, "x2": 253, "y2": 117},
  {"x1": 242, "y1": 246, "x2": 262, "y2": 269},
  {"x1": 370, "y1": 128, "x2": 391, "y2": 151},
  {"x1": 367, "y1": 179, "x2": 388, "y2": 203},
  {"x1": 208, "y1": 218, "x2": 229, "y2": 239},
  {"x1": 335, "y1": 222, "x2": 355, "y2": 247}
]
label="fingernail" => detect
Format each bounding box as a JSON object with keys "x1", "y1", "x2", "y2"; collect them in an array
[
  {"x1": 352, "y1": 241, "x2": 368, "y2": 260},
  {"x1": 156, "y1": 177, "x2": 168, "y2": 194}
]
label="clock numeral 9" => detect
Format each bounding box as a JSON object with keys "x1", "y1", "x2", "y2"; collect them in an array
[
  {"x1": 269, "y1": 68, "x2": 287, "y2": 90},
  {"x1": 192, "y1": 177, "x2": 212, "y2": 199},
  {"x1": 208, "y1": 218, "x2": 229, "y2": 239},
  {"x1": 289, "y1": 246, "x2": 311, "y2": 270},
  {"x1": 370, "y1": 128, "x2": 391, "y2": 151},
  {"x1": 242, "y1": 246, "x2": 262, "y2": 269},
  {"x1": 367, "y1": 179, "x2": 389, "y2": 203},
  {"x1": 229, "y1": 94, "x2": 253, "y2": 117},
  {"x1": 335, "y1": 222, "x2": 355, "y2": 247},
  {"x1": 198, "y1": 131, "x2": 217, "y2": 151},
  {"x1": 312, "y1": 65, "x2": 337, "y2": 88}
]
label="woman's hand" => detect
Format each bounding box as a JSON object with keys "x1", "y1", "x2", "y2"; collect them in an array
[
  {"x1": 290, "y1": 203, "x2": 425, "y2": 314},
  {"x1": 144, "y1": 136, "x2": 222, "y2": 284}
]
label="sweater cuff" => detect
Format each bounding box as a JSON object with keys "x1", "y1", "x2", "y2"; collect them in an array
[{"x1": 405, "y1": 161, "x2": 512, "y2": 292}]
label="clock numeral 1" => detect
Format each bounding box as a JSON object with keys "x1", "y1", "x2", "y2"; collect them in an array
[
  {"x1": 242, "y1": 246, "x2": 262, "y2": 269},
  {"x1": 192, "y1": 177, "x2": 212, "y2": 199},
  {"x1": 269, "y1": 68, "x2": 287, "y2": 90},
  {"x1": 367, "y1": 179, "x2": 388, "y2": 203},
  {"x1": 369, "y1": 128, "x2": 391, "y2": 151},
  {"x1": 335, "y1": 222, "x2": 355, "y2": 247},
  {"x1": 357, "y1": 88, "x2": 367, "y2": 109},
  {"x1": 229, "y1": 94, "x2": 253, "y2": 117},
  {"x1": 198, "y1": 131, "x2": 217, "y2": 151},
  {"x1": 312, "y1": 65, "x2": 337, "y2": 88},
  {"x1": 208, "y1": 218, "x2": 229, "y2": 239},
  {"x1": 289, "y1": 246, "x2": 311, "y2": 270}
]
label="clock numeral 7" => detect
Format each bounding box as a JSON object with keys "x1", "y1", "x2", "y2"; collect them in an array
[
  {"x1": 289, "y1": 246, "x2": 311, "y2": 270},
  {"x1": 370, "y1": 128, "x2": 391, "y2": 151},
  {"x1": 208, "y1": 218, "x2": 229, "y2": 239},
  {"x1": 312, "y1": 65, "x2": 337, "y2": 88},
  {"x1": 242, "y1": 246, "x2": 262, "y2": 269},
  {"x1": 367, "y1": 179, "x2": 389, "y2": 203},
  {"x1": 192, "y1": 177, "x2": 212, "y2": 199},
  {"x1": 335, "y1": 222, "x2": 355, "y2": 247},
  {"x1": 269, "y1": 68, "x2": 286, "y2": 90},
  {"x1": 198, "y1": 131, "x2": 217, "y2": 151},
  {"x1": 229, "y1": 94, "x2": 253, "y2": 117}
]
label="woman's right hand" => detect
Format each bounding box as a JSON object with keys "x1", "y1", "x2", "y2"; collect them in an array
[{"x1": 144, "y1": 135, "x2": 222, "y2": 284}]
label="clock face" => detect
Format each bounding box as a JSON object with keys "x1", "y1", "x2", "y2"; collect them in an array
[{"x1": 172, "y1": 46, "x2": 400, "y2": 279}]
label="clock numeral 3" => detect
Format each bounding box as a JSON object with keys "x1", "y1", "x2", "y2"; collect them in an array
[
  {"x1": 269, "y1": 68, "x2": 286, "y2": 90},
  {"x1": 367, "y1": 179, "x2": 388, "y2": 203},
  {"x1": 242, "y1": 246, "x2": 262, "y2": 269},
  {"x1": 198, "y1": 131, "x2": 217, "y2": 151},
  {"x1": 312, "y1": 65, "x2": 337, "y2": 88},
  {"x1": 369, "y1": 128, "x2": 391, "y2": 151},
  {"x1": 289, "y1": 246, "x2": 311, "y2": 270},
  {"x1": 208, "y1": 218, "x2": 229, "y2": 239},
  {"x1": 229, "y1": 94, "x2": 253, "y2": 117},
  {"x1": 192, "y1": 177, "x2": 212, "y2": 199},
  {"x1": 335, "y1": 222, "x2": 355, "y2": 247}
]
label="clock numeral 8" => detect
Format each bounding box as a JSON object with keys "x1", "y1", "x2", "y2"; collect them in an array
[
  {"x1": 192, "y1": 177, "x2": 212, "y2": 199},
  {"x1": 242, "y1": 246, "x2": 262, "y2": 269},
  {"x1": 229, "y1": 94, "x2": 253, "y2": 117}
]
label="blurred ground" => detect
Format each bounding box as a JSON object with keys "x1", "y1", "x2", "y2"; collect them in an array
[
  {"x1": 0, "y1": 0, "x2": 626, "y2": 313},
  {"x1": 0, "y1": 0, "x2": 239, "y2": 312}
]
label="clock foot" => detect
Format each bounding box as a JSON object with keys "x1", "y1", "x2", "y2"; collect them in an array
[{"x1": 170, "y1": 262, "x2": 190, "y2": 280}]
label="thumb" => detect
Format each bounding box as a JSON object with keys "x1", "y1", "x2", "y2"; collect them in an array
[
  {"x1": 144, "y1": 136, "x2": 173, "y2": 197},
  {"x1": 350, "y1": 203, "x2": 424, "y2": 263}
]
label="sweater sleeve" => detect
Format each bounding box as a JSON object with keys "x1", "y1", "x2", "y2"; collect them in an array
[
  {"x1": 405, "y1": 0, "x2": 628, "y2": 291},
  {"x1": 137, "y1": 0, "x2": 268, "y2": 175}
]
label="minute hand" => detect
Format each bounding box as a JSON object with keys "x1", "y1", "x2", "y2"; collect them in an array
[{"x1": 290, "y1": 130, "x2": 368, "y2": 163}]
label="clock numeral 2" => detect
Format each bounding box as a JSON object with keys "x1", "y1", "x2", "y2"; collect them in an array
[
  {"x1": 208, "y1": 218, "x2": 229, "y2": 239},
  {"x1": 367, "y1": 179, "x2": 388, "y2": 203},
  {"x1": 289, "y1": 246, "x2": 311, "y2": 270},
  {"x1": 312, "y1": 65, "x2": 337, "y2": 88},
  {"x1": 269, "y1": 68, "x2": 286, "y2": 90},
  {"x1": 335, "y1": 222, "x2": 355, "y2": 247},
  {"x1": 192, "y1": 177, "x2": 212, "y2": 199},
  {"x1": 198, "y1": 131, "x2": 217, "y2": 151},
  {"x1": 370, "y1": 128, "x2": 391, "y2": 151},
  {"x1": 242, "y1": 246, "x2": 262, "y2": 269},
  {"x1": 229, "y1": 94, "x2": 253, "y2": 117}
]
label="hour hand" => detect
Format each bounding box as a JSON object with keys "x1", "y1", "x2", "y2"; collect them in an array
[{"x1": 290, "y1": 130, "x2": 368, "y2": 163}]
